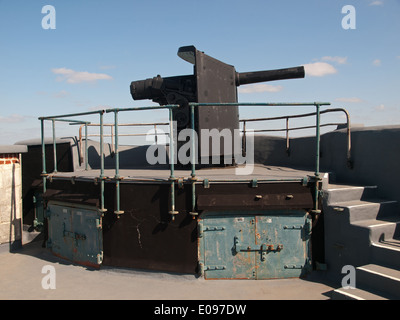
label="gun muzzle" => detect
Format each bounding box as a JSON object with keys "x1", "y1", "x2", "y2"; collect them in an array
[
  {"x1": 130, "y1": 75, "x2": 164, "y2": 101},
  {"x1": 236, "y1": 66, "x2": 305, "y2": 86}
]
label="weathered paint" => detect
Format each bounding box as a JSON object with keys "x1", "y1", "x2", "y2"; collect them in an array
[
  {"x1": 46, "y1": 201, "x2": 103, "y2": 268},
  {"x1": 199, "y1": 210, "x2": 311, "y2": 279},
  {"x1": 41, "y1": 178, "x2": 318, "y2": 274}
]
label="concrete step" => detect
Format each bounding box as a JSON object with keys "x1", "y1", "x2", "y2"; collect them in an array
[
  {"x1": 323, "y1": 184, "x2": 377, "y2": 204},
  {"x1": 356, "y1": 264, "x2": 400, "y2": 299},
  {"x1": 331, "y1": 287, "x2": 389, "y2": 300},
  {"x1": 327, "y1": 199, "x2": 399, "y2": 223},
  {"x1": 351, "y1": 218, "x2": 400, "y2": 243},
  {"x1": 371, "y1": 238, "x2": 400, "y2": 269}
]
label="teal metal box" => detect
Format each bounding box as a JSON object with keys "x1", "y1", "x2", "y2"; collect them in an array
[
  {"x1": 198, "y1": 210, "x2": 311, "y2": 279},
  {"x1": 46, "y1": 201, "x2": 103, "y2": 268}
]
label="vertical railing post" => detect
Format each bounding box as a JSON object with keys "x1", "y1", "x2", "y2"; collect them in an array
[
  {"x1": 154, "y1": 124, "x2": 158, "y2": 145},
  {"x1": 111, "y1": 124, "x2": 115, "y2": 155},
  {"x1": 285, "y1": 117, "x2": 290, "y2": 156},
  {"x1": 99, "y1": 111, "x2": 106, "y2": 214},
  {"x1": 344, "y1": 109, "x2": 353, "y2": 168},
  {"x1": 189, "y1": 104, "x2": 198, "y2": 219},
  {"x1": 85, "y1": 123, "x2": 88, "y2": 170},
  {"x1": 312, "y1": 103, "x2": 322, "y2": 214},
  {"x1": 52, "y1": 119, "x2": 57, "y2": 173},
  {"x1": 168, "y1": 107, "x2": 178, "y2": 221},
  {"x1": 114, "y1": 110, "x2": 124, "y2": 216},
  {"x1": 242, "y1": 120, "x2": 247, "y2": 157},
  {"x1": 40, "y1": 119, "x2": 47, "y2": 194}
]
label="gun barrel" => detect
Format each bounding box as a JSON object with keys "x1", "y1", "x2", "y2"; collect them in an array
[
  {"x1": 236, "y1": 66, "x2": 305, "y2": 86},
  {"x1": 130, "y1": 76, "x2": 164, "y2": 101}
]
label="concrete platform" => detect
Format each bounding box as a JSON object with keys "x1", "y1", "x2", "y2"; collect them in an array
[{"x1": 0, "y1": 241, "x2": 336, "y2": 300}]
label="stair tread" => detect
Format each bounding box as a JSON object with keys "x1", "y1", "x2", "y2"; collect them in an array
[
  {"x1": 351, "y1": 217, "x2": 400, "y2": 227},
  {"x1": 333, "y1": 287, "x2": 389, "y2": 300},
  {"x1": 325, "y1": 184, "x2": 377, "y2": 191},
  {"x1": 373, "y1": 238, "x2": 400, "y2": 250},
  {"x1": 358, "y1": 264, "x2": 400, "y2": 281},
  {"x1": 330, "y1": 199, "x2": 397, "y2": 207}
]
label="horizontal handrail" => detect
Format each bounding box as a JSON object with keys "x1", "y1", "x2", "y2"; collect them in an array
[
  {"x1": 240, "y1": 107, "x2": 351, "y2": 166},
  {"x1": 239, "y1": 107, "x2": 349, "y2": 122},
  {"x1": 190, "y1": 102, "x2": 331, "y2": 107}
]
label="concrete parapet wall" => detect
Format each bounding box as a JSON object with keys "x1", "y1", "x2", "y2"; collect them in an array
[{"x1": 254, "y1": 125, "x2": 400, "y2": 203}]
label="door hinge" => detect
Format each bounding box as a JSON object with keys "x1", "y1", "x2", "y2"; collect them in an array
[
  {"x1": 204, "y1": 265, "x2": 226, "y2": 271},
  {"x1": 283, "y1": 225, "x2": 303, "y2": 230},
  {"x1": 284, "y1": 264, "x2": 303, "y2": 269},
  {"x1": 199, "y1": 224, "x2": 225, "y2": 238}
]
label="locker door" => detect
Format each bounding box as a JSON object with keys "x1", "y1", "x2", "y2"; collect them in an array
[
  {"x1": 255, "y1": 212, "x2": 311, "y2": 279},
  {"x1": 199, "y1": 215, "x2": 256, "y2": 279},
  {"x1": 47, "y1": 201, "x2": 103, "y2": 268},
  {"x1": 199, "y1": 211, "x2": 311, "y2": 280}
]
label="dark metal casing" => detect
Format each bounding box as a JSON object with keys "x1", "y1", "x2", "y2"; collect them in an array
[{"x1": 130, "y1": 45, "x2": 305, "y2": 164}]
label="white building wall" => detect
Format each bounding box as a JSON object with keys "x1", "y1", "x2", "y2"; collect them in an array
[{"x1": 0, "y1": 154, "x2": 22, "y2": 246}]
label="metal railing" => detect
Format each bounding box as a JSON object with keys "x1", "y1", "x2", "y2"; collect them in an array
[
  {"x1": 77, "y1": 122, "x2": 169, "y2": 167},
  {"x1": 39, "y1": 101, "x2": 339, "y2": 221},
  {"x1": 240, "y1": 107, "x2": 351, "y2": 165},
  {"x1": 39, "y1": 105, "x2": 179, "y2": 215}
]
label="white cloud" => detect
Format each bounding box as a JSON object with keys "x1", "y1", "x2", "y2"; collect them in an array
[
  {"x1": 303, "y1": 62, "x2": 337, "y2": 77},
  {"x1": 335, "y1": 97, "x2": 363, "y2": 103},
  {"x1": 369, "y1": 1, "x2": 383, "y2": 5},
  {"x1": 321, "y1": 56, "x2": 348, "y2": 65},
  {"x1": 375, "y1": 104, "x2": 385, "y2": 111},
  {"x1": 0, "y1": 114, "x2": 26, "y2": 123},
  {"x1": 52, "y1": 67, "x2": 113, "y2": 84},
  {"x1": 238, "y1": 84, "x2": 283, "y2": 93},
  {"x1": 372, "y1": 59, "x2": 381, "y2": 66}
]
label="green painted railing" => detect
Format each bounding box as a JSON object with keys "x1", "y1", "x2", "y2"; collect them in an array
[{"x1": 39, "y1": 101, "x2": 333, "y2": 220}]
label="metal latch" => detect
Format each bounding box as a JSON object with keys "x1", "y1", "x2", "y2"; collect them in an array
[
  {"x1": 63, "y1": 223, "x2": 86, "y2": 240},
  {"x1": 63, "y1": 230, "x2": 87, "y2": 241},
  {"x1": 233, "y1": 236, "x2": 283, "y2": 255}
]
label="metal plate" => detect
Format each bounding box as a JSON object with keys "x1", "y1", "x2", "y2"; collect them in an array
[
  {"x1": 255, "y1": 214, "x2": 310, "y2": 279},
  {"x1": 200, "y1": 215, "x2": 255, "y2": 279},
  {"x1": 194, "y1": 48, "x2": 239, "y2": 160},
  {"x1": 46, "y1": 201, "x2": 103, "y2": 268},
  {"x1": 199, "y1": 210, "x2": 310, "y2": 280}
]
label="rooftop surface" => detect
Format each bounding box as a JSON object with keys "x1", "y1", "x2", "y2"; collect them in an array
[{"x1": 0, "y1": 241, "x2": 336, "y2": 300}]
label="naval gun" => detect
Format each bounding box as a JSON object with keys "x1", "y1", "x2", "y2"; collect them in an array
[{"x1": 130, "y1": 45, "x2": 305, "y2": 163}]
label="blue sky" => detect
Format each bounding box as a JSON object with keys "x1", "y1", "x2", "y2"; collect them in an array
[{"x1": 0, "y1": 0, "x2": 399, "y2": 144}]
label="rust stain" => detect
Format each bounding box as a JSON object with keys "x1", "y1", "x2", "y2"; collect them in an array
[{"x1": 51, "y1": 252, "x2": 100, "y2": 269}]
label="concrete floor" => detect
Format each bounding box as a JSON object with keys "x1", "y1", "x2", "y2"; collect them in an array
[{"x1": 0, "y1": 240, "x2": 336, "y2": 300}]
